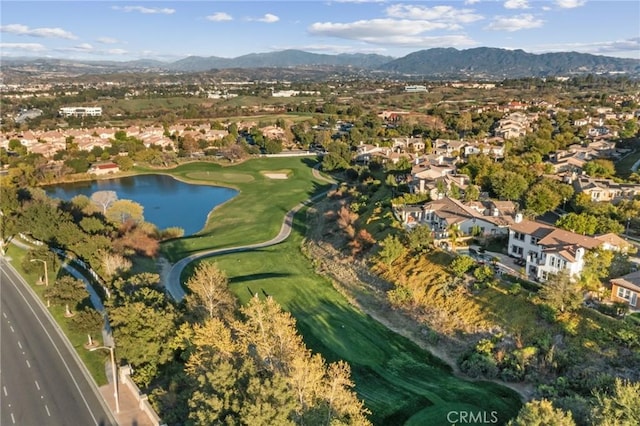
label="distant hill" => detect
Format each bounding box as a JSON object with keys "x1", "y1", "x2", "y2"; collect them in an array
[
  {"x1": 164, "y1": 49, "x2": 393, "y2": 72},
  {"x1": 377, "y1": 47, "x2": 640, "y2": 78},
  {"x1": 2, "y1": 47, "x2": 638, "y2": 79}
]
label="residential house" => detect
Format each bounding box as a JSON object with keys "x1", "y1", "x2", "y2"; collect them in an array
[
  {"x1": 508, "y1": 215, "x2": 606, "y2": 281},
  {"x1": 394, "y1": 197, "x2": 513, "y2": 239},
  {"x1": 610, "y1": 271, "x2": 640, "y2": 310},
  {"x1": 409, "y1": 161, "x2": 456, "y2": 194},
  {"x1": 88, "y1": 162, "x2": 120, "y2": 175},
  {"x1": 572, "y1": 176, "x2": 640, "y2": 203},
  {"x1": 391, "y1": 137, "x2": 425, "y2": 153}
]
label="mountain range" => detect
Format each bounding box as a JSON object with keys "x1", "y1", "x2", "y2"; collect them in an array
[{"x1": 2, "y1": 47, "x2": 639, "y2": 79}]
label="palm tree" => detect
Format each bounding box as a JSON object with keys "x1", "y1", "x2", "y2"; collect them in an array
[{"x1": 447, "y1": 223, "x2": 463, "y2": 251}]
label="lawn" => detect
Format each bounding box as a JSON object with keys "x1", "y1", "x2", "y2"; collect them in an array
[
  {"x1": 5, "y1": 245, "x2": 107, "y2": 385},
  {"x1": 615, "y1": 145, "x2": 640, "y2": 177},
  {"x1": 189, "y1": 211, "x2": 522, "y2": 425},
  {"x1": 159, "y1": 157, "x2": 331, "y2": 261}
]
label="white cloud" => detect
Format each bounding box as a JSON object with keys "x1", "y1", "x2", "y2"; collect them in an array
[
  {"x1": 0, "y1": 24, "x2": 76, "y2": 39},
  {"x1": 112, "y1": 6, "x2": 175, "y2": 15},
  {"x1": 257, "y1": 13, "x2": 280, "y2": 23},
  {"x1": 107, "y1": 48, "x2": 128, "y2": 55},
  {"x1": 385, "y1": 4, "x2": 483, "y2": 24},
  {"x1": 555, "y1": 0, "x2": 587, "y2": 8},
  {"x1": 276, "y1": 44, "x2": 388, "y2": 54},
  {"x1": 0, "y1": 42, "x2": 47, "y2": 52},
  {"x1": 97, "y1": 37, "x2": 119, "y2": 44},
  {"x1": 57, "y1": 43, "x2": 95, "y2": 52},
  {"x1": 309, "y1": 19, "x2": 476, "y2": 47},
  {"x1": 310, "y1": 19, "x2": 452, "y2": 38},
  {"x1": 533, "y1": 37, "x2": 640, "y2": 57},
  {"x1": 486, "y1": 14, "x2": 543, "y2": 31},
  {"x1": 334, "y1": 0, "x2": 385, "y2": 3},
  {"x1": 464, "y1": 0, "x2": 481, "y2": 4},
  {"x1": 206, "y1": 12, "x2": 233, "y2": 22},
  {"x1": 504, "y1": 0, "x2": 530, "y2": 9}
]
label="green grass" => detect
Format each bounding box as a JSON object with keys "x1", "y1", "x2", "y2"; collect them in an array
[
  {"x1": 615, "y1": 146, "x2": 640, "y2": 177},
  {"x1": 158, "y1": 157, "x2": 331, "y2": 261},
  {"x1": 188, "y1": 210, "x2": 522, "y2": 425},
  {"x1": 5, "y1": 245, "x2": 108, "y2": 385}
]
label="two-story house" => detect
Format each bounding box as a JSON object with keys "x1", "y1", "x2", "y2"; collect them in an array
[
  {"x1": 611, "y1": 271, "x2": 640, "y2": 310},
  {"x1": 508, "y1": 215, "x2": 605, "y2": 281}
]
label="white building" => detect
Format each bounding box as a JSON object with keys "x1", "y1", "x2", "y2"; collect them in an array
[
  {"x1": 404, "y1": 85, "x2": 428, "y2": 93},
  {"x1": 58, "y1": 107, "x2": 102, "y2": 117},
  {"x1": 508, "y1": 215, "x2": 604, "y2": 281}
]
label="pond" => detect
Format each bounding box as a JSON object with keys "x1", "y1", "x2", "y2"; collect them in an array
[{"x1": 45, "y1": 174, "x2": 238, "y2": 236}]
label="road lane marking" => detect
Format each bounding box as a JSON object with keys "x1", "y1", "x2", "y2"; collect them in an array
[
  {"x1": 17, "y1": 341, "x2": 22, "y2": 349},
  {"x1": 2, "y1": 312, "x2": 6, "y2": 318},
  {"x1": 2, "y1": 267, "x2": 101, "y2": 426},
  {"x1": 45, "y1": 404, "x2": 51, "y2": 416},
  {"x1": 35, "y1": 381, "x2": 40, "y2": 390},
  {"x1": 2, "y1": 386, "x2": 6, "y2": 396},
  {"x1": 10, "y1": 412, "x2": 15, "y2": 424},
  {"x1": 10, "y1": 325, "x2": 14, "y2": 332},
  {"x1": 26, "y1": 360, "x2": 31, "y2": 368}
]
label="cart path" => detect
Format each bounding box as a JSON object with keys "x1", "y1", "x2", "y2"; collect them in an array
[{"x1": 162, "y1": 165, "x2": 336, "y2": 301}]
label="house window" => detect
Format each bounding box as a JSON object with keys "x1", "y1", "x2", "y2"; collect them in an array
[
  {"x1": 511, "y1": 245, "x2": 523, "y2": 255},
  {"x1": 530, "y1": 236, "x2": 539, "y2": 245},
  {"x1": 617, "y1": 287, "x2": 632, "y2": 300},
  {"x1": 513, "y1": 232, "x2": 525, "y2": 241}
]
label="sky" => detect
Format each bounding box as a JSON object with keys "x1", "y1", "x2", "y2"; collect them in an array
[{"x1": 1, "y1": 1, "x2": 639, "y2": 62}]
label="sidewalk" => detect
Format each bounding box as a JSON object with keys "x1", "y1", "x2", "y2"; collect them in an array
[{"x1": 98, "y1": 361, "x2": 155, "y2": 426}]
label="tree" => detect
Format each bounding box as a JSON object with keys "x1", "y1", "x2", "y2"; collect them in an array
[
  {"x1": 405, "y1": 225, "x2": 433, "y2": 254},
  {"x1": 44, "y1": 275, "x2": 88, "y2": 316},
  {"x1": 464, "y1": 184, "x2": 480, "y2": 202},
  {"x1": 70, "y1": 306, "x2": 104, "y2": 346},
  {"x1": 185, "y1": 262, "x2": 236, "y2": 322},
  {"x1": 556, "y1": 213, "x2": 598, "y2": 235},
  {"x1": 106, "y1": 199, "x2": 144, "y2": 224},
  {"x1": 525, "y1": 183, "x2": 562, "y2": 216},
  {"x1": 102, "y1": 251, "x2": 132, "y2": 281},
  {"x1": 109, "y1": 291, "x2": 177, "y2": 379},
  {"x1": 447, "y1": 223, "x2": 463, "y2": 251},
  {"x1": 91, "y1": 190, "x2": 117, "y2": 214},
  {"x1": 377, "y1": 235, "x2": 405, "y2": 265},
  {"x1": 491, "y1": 171, "x2": 528, "y2": 201},
  {"x1": 591, "y1": 378, "x2": 640, "y2": 426},
  {"x1": 583, "y1": 159, "x2": 616, "y2": 178},
  {"x1": 451, "y1": 255, "x2": 476, "y2": 277},
  {"x1": 508, "y1": 399, "x2": 576, "y2": 426},
  {"x1": 539, "y1": 272, "x2": 583, "y2": 313}
]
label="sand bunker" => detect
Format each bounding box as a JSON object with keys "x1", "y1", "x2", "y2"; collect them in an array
[{"x1": 263, "y1": 173, "x2": 289, "y2": 179}]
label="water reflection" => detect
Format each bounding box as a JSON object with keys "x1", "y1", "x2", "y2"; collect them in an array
[{"x1": 45, "y1": 175, "x2": 237, "y2": 235}]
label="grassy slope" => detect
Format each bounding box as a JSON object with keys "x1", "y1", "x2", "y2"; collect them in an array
[
  {"x1": 155, "y1": 157, "x2": 520, "y2": 424},
  {"x1": 186, "y1": 218, "x2": 521, "y2": 425}
]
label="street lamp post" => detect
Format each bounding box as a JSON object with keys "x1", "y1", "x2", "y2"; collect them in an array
[
  {"x1": 90, "y1": 345, "x2": 119, "y2": 413},
  {"x1": 626, "y1": 217, "x2": 631, "y2": 237},
  {"x1": 30, "y1": 258, "x2": 48, "y2": 286}
]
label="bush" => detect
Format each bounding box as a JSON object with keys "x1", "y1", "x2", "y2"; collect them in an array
[
  {"x1": 508, "y1": 283, "x2": 522, "y2": 295},
  {"x1": 459, "y1": 352, "x2": 499, "y2": 378}
]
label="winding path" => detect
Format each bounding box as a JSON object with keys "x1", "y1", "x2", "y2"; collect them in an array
[{"x1": 163, "y1": 165, "x2": 336, "y2": 302}]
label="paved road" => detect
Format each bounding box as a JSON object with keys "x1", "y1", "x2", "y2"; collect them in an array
[
  {"x1": 164, "y1": 165, "x2": 336, "y2": 301},
  {"x1": 0, "y1": 258, "x2": 116, "y2": 426}
]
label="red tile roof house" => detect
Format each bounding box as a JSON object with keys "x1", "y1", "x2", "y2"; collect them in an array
[
  {"x1": 88, "y1": 162, "x2": 120, "y2": 176},
  {"x1": 611, "y1": 270, "x2": 640, "y2": 311}
]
